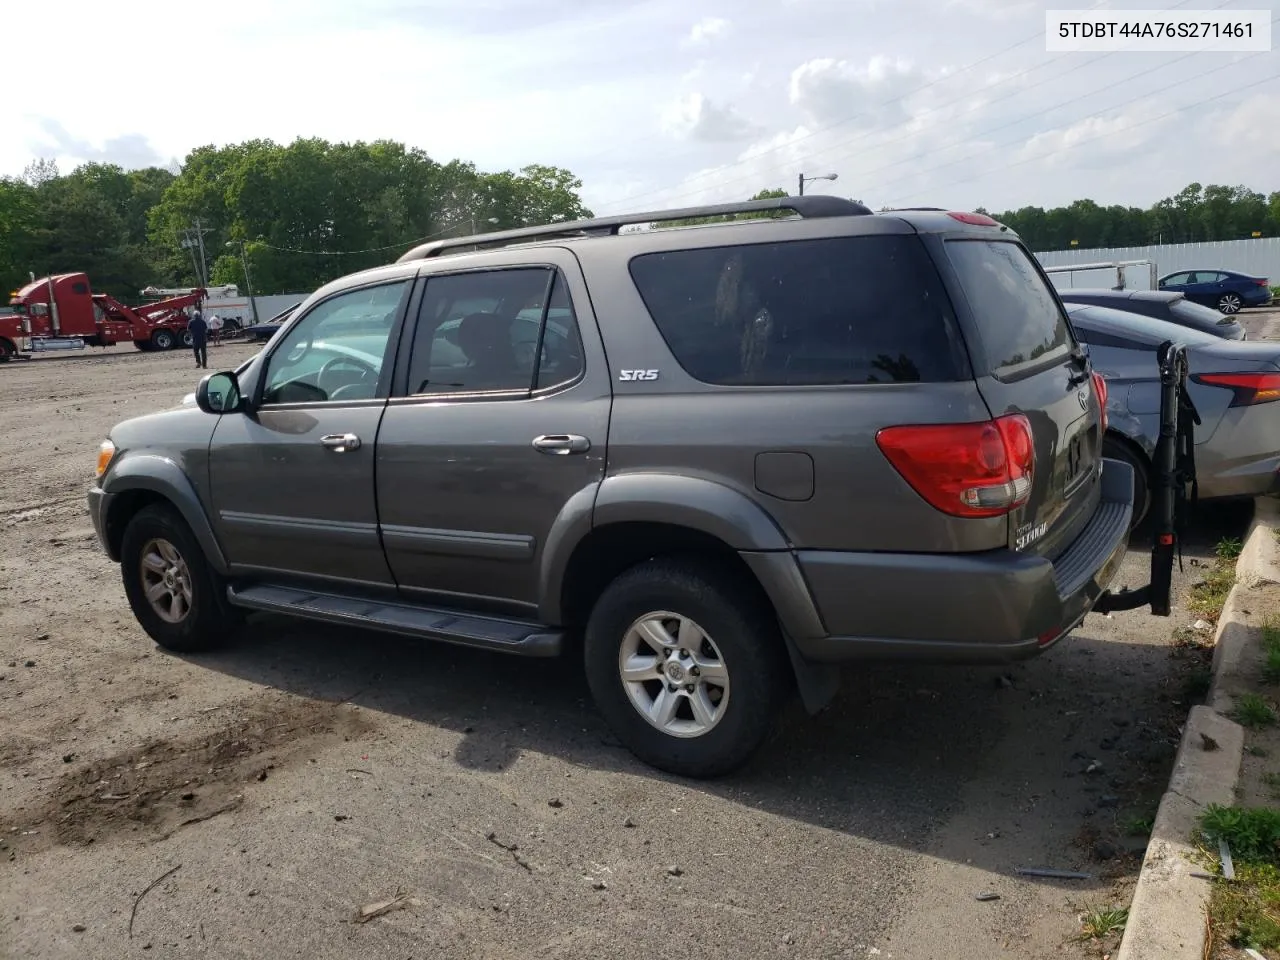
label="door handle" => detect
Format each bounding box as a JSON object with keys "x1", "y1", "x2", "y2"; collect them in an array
[
  {"x1": 532, "y1": 434, "x2": 590, "y2": 455},
  {"x1": 320, "y1": 432, "x2": 361, "y2": 452}
]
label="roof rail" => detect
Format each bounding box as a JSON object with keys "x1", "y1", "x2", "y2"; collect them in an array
[
  {"x1": 883, "y1": 206, "x2": 948, "y2": 212},
  {"x1": 396, "y1": 194, "x2": 873, "y2": 263}
]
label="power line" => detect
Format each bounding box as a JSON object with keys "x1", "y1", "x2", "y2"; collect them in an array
[
  {"x1": 882, "y1": 69, "x2": 1280, "y2": 207},
  {"x1": 857, "y1": 31, "x2": 1263, "y2": 200},
  {"x1": 594, "y1": 0, "x2": 1115, "y2": 212}
]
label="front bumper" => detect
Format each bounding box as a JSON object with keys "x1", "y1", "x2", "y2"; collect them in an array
[
  {"x1": 785, "y1": 459, "x2": 1134, "y2": 664},
  {"x1": 86, "y1": 485, "x2": 117, "y2": 561}
]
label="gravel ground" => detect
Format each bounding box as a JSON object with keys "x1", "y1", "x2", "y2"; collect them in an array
[{"x1": 0, "y1": 316, "x2": 1270, "y2": 960}]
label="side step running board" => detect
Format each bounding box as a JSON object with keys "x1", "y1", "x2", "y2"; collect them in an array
[{"x1": 226, "y1": 584, "x2": 565, "y2": 657}]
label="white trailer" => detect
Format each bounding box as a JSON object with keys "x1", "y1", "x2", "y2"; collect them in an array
[{"x1": 140, "y1": 285, "x2": 255, "y2": 329}]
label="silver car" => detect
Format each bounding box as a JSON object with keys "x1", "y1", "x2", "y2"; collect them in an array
[{"x1": 1066, "y1": 302, "x2": 1280, "y2": 523}]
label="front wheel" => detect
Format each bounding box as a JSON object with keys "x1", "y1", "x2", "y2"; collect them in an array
[
  {"x1": 583, "y1": 558, "x2": 789, "y2": 778},
  {"x1": 120, "y1": 504, "x2": 240, "y2": 652},
  {"x1": 0, "y1": 338, "x2": 14, "y2": 362},
  {"x1": 181, "y1": 329, "x2": 194, "y2": 347},
  {"x1": 1218, "y1": 292, "x2": 1243, "y2": 314}
]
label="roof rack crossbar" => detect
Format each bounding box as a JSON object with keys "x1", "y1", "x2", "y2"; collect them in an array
[{"x1": 396, "y1": 194, "x2": 873, "y2": 262}]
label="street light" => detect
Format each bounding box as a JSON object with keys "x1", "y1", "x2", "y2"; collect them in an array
[
  {"x1": 798, "y1": 172, "x2": 838, "y2": 196},
  {"x1": 225, "y1": 239, "x2": 260, "y2": 324}
]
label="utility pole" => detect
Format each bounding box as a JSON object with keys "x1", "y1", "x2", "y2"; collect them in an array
[
  {"x1": 193, "y1": 218, "x2": 211, "y2": 289},
  {"x1": 226, "y1": 240, "x2": 260, "y2": 323},
  {"x1": 179, "y1": 229, "x2": 203, "y2": 285}
]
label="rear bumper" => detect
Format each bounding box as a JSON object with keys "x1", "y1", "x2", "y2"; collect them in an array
[{"x1": 754, "y1": 459, "x2": 1134, "y2": 664}]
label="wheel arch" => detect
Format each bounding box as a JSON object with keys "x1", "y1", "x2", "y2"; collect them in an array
[{"x1": 102, "y1": 456, "x2": 228, "y2": 574}]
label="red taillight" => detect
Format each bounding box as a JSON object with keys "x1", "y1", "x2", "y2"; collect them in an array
[
  {"x1": 1254, "y1": 278, "x2": 1269, "y2": 287},
  {"x1": 947, "y1": 211, "x2": 999, "y2": 227},
  {"x1": 876, "y1": 414, "x2": 1034, "y2": 518},
  {"x1": 1091, "y1": 371, "x2": 1108, "y2": 432},
  {"x1": 1191, "y1": 372, "x2": 1280, "y2": 407}
]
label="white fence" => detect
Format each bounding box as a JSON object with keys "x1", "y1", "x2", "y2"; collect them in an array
[{"x1": 1036, "y1": 237, "x2": 1280, "y2": 285}]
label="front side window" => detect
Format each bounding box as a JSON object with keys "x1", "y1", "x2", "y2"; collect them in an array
[
  {"x1": 260, "y1": 280, "x2": 408, "y2": 405},
  {"x1": 406, "y1": 267, "x2": 585, "y2": 396}
]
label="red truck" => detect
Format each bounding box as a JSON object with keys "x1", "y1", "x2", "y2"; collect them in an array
[{"x1": 1, "y1": 273, "x2": 205, "y2": 361}]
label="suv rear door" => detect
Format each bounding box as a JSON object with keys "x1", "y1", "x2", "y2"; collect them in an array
[
  {"x1": 375, "y1": 247, "x2": 611, "y2": 615},
  {"x1": 938, "y1": 236, "x2": 1105, "y2": 559}
]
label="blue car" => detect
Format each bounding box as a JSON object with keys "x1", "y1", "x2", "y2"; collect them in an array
[{"x1": 1157, "y1": 268, "x2": 1271, "y2": 315}]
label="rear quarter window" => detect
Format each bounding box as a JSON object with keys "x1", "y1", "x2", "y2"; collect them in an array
[
  {"x1": 627, "y1": 235, "x2": 968, "y2": 386},
  {"x1": 945, "y1": 239, "x2": 1072, "y2": 375}
]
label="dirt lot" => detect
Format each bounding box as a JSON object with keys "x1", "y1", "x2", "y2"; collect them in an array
[{"x1": 0, "y1": 317, "x2": 1272, "y2": 960}]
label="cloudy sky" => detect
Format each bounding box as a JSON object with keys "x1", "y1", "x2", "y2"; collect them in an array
[{"x1": 6, "y1": 0, "x2": 1277, "y2": 216}]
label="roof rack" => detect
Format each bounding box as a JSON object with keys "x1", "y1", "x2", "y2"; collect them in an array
[
  {"x1": 883, "y1": 206, "x2": 948, "y2": 212},
  {"x1": 396, "y1": 194, "x2": 873, "y2": 262}
]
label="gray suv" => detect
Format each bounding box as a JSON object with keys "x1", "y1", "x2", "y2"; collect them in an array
[{"x1": 88, "y1": 196, "x2": 1133, "y2": 777}]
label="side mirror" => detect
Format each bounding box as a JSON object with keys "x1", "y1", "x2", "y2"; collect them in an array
[{"x1": 195, "y1": 371, "x2": 245, "y2": 414}]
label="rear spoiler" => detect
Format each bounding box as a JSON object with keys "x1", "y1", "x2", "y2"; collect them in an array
[{"x1": 1095, "y1": 340, "x2": 1199, "y2": 616}]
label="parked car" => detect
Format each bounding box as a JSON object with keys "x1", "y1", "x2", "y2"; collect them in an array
[
  {"x1": 244, "y1": 301, "x2": 302, "y2": 342},
  {"x1": 89, "y1": 199, "x2": 1135, "y2": 778},
  {"x1": 1058, "y1": 288, "x2": 1245, "y2": 340},
  {"x1": 1065, "y1": 302, "x2": 1280, "y2": 524},
  {"x1": 1157, "y1": 269, "x2": 1271, "y2": 315}
]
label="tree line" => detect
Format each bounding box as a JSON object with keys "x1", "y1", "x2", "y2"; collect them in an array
[
  {"x1": 0, "y1": 138, "x2": 593, "y2": 301},
  {"x1": 985, "y1": 183, "x2": 1280, "y2": 252}
]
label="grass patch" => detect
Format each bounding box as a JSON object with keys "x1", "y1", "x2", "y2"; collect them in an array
[
  {"x1": 1182, "y1": 667, "x2": 1213, "y2": 702},
  {"x1": 1208, "y1": 861, "x2": 1280, "y2": 953},
  {"x1": 1189, "y1": 567, "x2": 1235, "y2": 620},
  {"x1": 1217, "y1": 537, "x2": 1245, "y2": 562},
  {"x1": 1077, "y1": 905, "x2": 1129, "y2": 941},
  {"x1": 1202, "y1": 806, "x2": 1280, "y2": 952},
  {"x1": 1123, "y1": 814, "x2": 1155, "y2": 837},
  {"x1": 1235, "y1": 693, "x2": 1280, "y2": 729},
  {"x1": 1263, "y1": 619, "x2": 1280, "y2": 685},
  {"x1": 1249, "y1": 746, "x2": 1272, "y2": 758}
]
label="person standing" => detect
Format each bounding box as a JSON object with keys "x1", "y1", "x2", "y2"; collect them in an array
[
  {"x1": 188, "y1": 308, "x2": 209, "y2": 369},
  {"x1": 208, "y1": 313, "x2": 223, "y2": 346}
]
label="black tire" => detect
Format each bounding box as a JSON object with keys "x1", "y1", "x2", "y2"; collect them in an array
[
  {"x1": 120, "y1": 503, "x2": 240, "y2": 653},
  {"x1": 0, "y1": 338, "x2": 14, "y2": 362},
  {"x1": 1218, "y1": 292, "x2": 1243, "y2": 315},
  {"x1": 151, "y1": 329, "x2": 176, "y2": 351},
  {"x1": 181, "y1": 329, "x2": 194, "y2": 348},
  {"x1": 583, "y1": 558, "x2": 789, "y2": 778},
  {"x1": 1103, "y1": 435, "x2": 1150, "y2": 529},
  {"x1": 134, "y1": 340, "x2": 153, "y2": 352}
]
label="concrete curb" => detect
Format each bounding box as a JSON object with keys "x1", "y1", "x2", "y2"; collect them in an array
[{"x1": 1116, "y1": 496, "x2": 1280, "y2": 960}]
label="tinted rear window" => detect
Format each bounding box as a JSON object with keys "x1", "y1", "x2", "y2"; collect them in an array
[
  {"x1": 628, "y1": 235, "x2": 967, "y2": 386},
  {"x1": 945, "y1": 239, "x2": 1072, "y2": 373}
]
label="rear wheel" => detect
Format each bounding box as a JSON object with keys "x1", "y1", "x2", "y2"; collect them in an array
[
  {"x1": 134, "y1": 340, "x2": 153, "y2": 352},
  {"x1": 0, "y1": 338, "x2": 14, "y2": 362},
  {"x1": 1103, "y1": 435, "x2": 1150, "y2": 529},
  {"x1": 120, "y1": 504, "x2": 240, "y2": 652},
  {"x1": 181, "y1": 329, "x2": 194, "y2": 347},
  {"x1": 1218, "y1": 292, "x2": 1243, "y2": 314},
  {"x1": 151, "y1": 329, "x2": 176, "y2": 351},
  {"x1": 583, "y1": 558, "x2": 789, "y2": 778}
]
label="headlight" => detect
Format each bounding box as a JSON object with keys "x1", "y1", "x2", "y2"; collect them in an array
[{"x1": 95, "y1": 439, "x2": 116, "y2": 478}]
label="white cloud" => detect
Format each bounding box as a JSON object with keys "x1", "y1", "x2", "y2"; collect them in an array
[
  {"x1": 684, "y1": 16, "x2": 728, "y2": 46},
  {"x1": 662, "y1": 94, "x2": 761, "y2": 142},
  {"x1": 3, "y1": 0, "x2": 1275, "y2": 227},
  {"x1": 788, "y1": 56, "x2": 922, "y2": 128}
]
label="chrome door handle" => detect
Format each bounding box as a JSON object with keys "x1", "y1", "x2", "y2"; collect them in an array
[
  {"x1": 320, "y1": 432, "x2": 361, "y2": 452},
  {"x1": 532, "y1": 434, "x2": 590, "y2": 455}
]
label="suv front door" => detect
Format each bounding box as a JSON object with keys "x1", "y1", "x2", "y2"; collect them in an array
[
  {"x1": 376, "y1": 250, "x2": 611, "y2": 616},
  {"x1": 209, "y1": 277, "x2": 412, "y2": 585}
]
